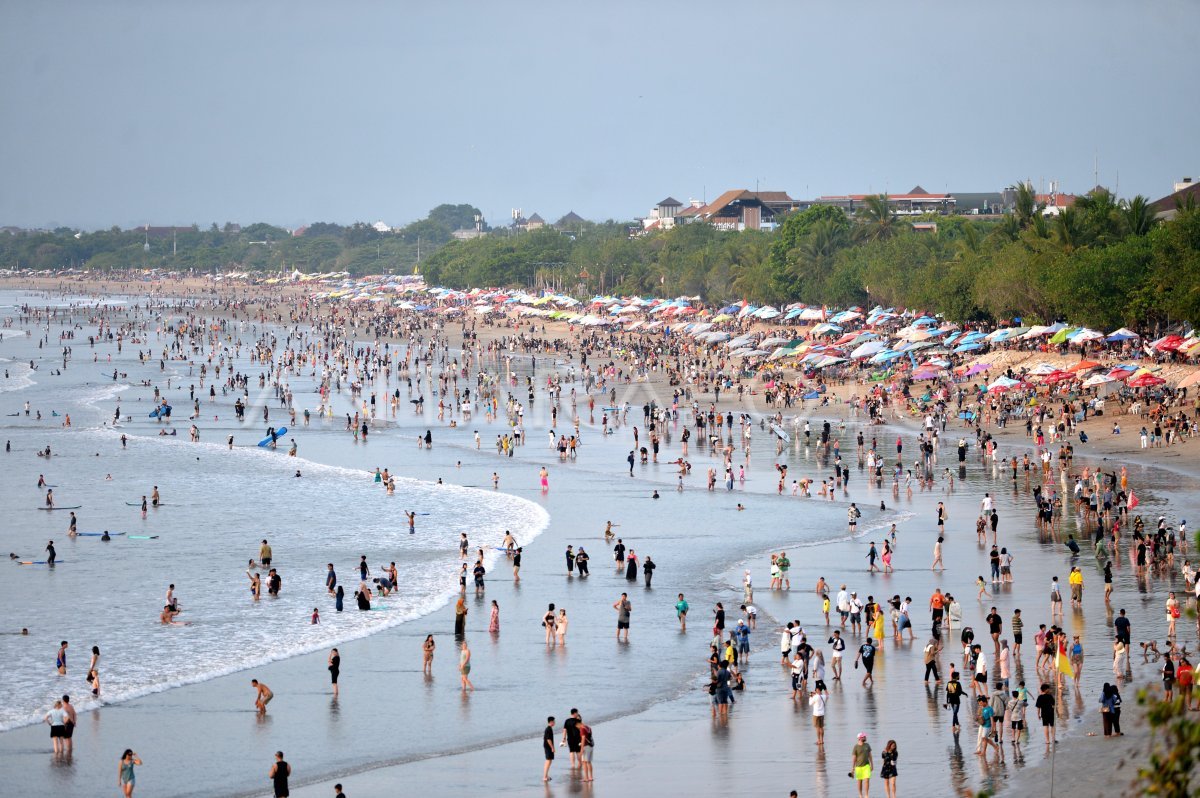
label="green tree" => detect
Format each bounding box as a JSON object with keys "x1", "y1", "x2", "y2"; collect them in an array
[{"x1": 855, "y1": 194, "x2": 899, "y2": 243}]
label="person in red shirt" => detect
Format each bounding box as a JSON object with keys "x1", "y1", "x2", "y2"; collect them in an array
[{"x1": 1178, "y1": 656, "x2": 1195, "y2": 709}]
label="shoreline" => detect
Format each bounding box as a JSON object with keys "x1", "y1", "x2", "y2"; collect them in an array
[{"x1": 1, "y1": 279, "x2": 1196, "y2": 797}]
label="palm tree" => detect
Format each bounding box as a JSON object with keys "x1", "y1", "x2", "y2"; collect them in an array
[
  {"x1": 1053, "y1": 207, "x2": 1082, "y2": 253},
  {"x1": 1013, "y1": 182, "x2": 1042, "y2": 228},
  {"x1": 1121, "y1": 195, "x2": 1157, "y2": 236},
  {"x1": 954, "y1": 222, "x2": 982, "y2": 260},
  {"x1": 1073, "y1": 188, "x2": 1122, "y2": 245},
  {"x1": 856, "y1": 194, "x2": 899, "y2": 243}
]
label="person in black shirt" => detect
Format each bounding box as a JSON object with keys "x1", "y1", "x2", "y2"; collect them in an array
[
  {"x1": 643, "y1": 556, "x2": 656, "y2": 587},
  {"x1": 856, "y1": 639, "x2": 876, "y2": 686},
  {"x1": 542, "y1": 717, "x2": 556, "y2": 782},
  {"x1": 986, "y1": 608, "x2": 1002, "y2": 649},
  {"x1": 269, "y1": 751, "x2": 290, "y2": 798},
  {"x1": 1034, "y1": 683, "x2": 1056, "y2": 744},
  {"x1": 1114, "y1": 609, "x2": 1131, "y2": 645},
  {"x1": 561, "y1": 708, "x2": 582, "y2": 767}
]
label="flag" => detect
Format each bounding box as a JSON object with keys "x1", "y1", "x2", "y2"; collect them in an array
[
  {"x1": 1055, "y1": 644, "x2": 1074, "y2": 678},
  {"x1": 1127, "y1": 490, "x2": 1139, "y2": 509}
]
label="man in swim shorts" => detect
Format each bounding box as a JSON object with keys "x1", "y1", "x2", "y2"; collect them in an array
[{"x1": 252, "y1": 679, "x2": 273, "y2": 712}]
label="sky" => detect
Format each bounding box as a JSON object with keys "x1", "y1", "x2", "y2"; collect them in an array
[{"x1": 2, "y1": 0, "x2": 1197, "y2": 230}]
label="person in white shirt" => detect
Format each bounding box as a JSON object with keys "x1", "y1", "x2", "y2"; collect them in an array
[
  {"x1": 981, "y1": 493, "x2": 993, "y2": 514},
  {"x1": 836, "y1": 587, "x2": 850, "y2": 627},
  {"x1": 809, "y1": 685, "x2": 828, "y2": 745},
  {"x1": 780, "y1": 623, "x2": 794, "y2": 666},
  {"x1": 828, "y1": 630, "x2": 846, "y2": 680}
]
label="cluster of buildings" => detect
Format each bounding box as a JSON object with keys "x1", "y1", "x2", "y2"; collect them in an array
[{"x1": 638, "y1": 182, "x2": 1089, "y2": 233}]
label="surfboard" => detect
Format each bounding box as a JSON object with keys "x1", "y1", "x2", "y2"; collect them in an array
[
  {"x1": 125, "y1": 502, "x2": 164, "y2": 507},
  {"x1": 17, "y1": 561, "x2": 65, "y2": 565},
  {"x1": 129, "y1": 535, "x2": 159, "y2": 540},
  {"x1": 149, "y1": 405, "x2": 172, "y2": 418},
  {"x1": 78, "y1": 532, "x2": 125, "y2": 537},
  {"x1": 770, "y1": 423, "x2": 792, "y2": 442},
  {"x1": 38, "y1": 505, "x2": 81, "y2": 510},
  {"x1": 257, "y1": 427, "x2": 288, "y2": 447}
]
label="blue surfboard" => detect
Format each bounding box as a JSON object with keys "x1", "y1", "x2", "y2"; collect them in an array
[{"x1": 258, "y1": 427, "x2": 288, "y2": 447}]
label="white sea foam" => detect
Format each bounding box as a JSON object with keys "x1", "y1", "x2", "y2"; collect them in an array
[{"x1": 0, "y1": 425, "x2": 549, "y2": 731}]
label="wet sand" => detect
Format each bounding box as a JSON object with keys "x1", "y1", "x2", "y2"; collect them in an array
[{"x1": 1, "y1": 279, "x2": 1196, "y2": 797}]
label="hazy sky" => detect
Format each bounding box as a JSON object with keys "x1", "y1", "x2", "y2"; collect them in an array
[{"x1": 2, "y1": 1, "x2": 1197, "y2": 230}]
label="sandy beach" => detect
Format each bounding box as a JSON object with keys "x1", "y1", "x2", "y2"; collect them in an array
[{"x1": 0, "y1": 277, "x2": 1196, "y2": 798}]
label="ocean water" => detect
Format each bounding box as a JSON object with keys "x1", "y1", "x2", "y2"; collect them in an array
[{"x1": 0, "y1": 292, "x2": 548, "y2": 732}]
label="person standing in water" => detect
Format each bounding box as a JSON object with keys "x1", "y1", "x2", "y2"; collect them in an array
[
  {"x1": 56, "y1": 640, "x2": 68, "y2": 675},
  {"x1": 614, "y1": 593, "x2": 632, "y2": 642},
  {"x1": 252, "y1": 679, "x2": 273, "y2": 713},
  {"x1": 328, "y1": 649, "x2": 340, "y2": 698},
  {"x1": 459, "y1": 639, "x2": 474, "y2": 692},
  {"x1": 422, "y1": 635, "x2": 435, "y2": 674}
]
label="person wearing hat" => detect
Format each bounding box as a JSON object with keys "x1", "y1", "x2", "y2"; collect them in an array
[{"x1": 850, "y1": 732, "x2": 873, "y2": 796}]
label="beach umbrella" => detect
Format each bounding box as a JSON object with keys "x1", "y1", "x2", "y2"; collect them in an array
[
  {"x1": 851, "y1": 341, "x2": 887, "y2": 359},
  {"x1": 1175, "y1": 370, "x2": 1200, "y2": 389},
  {"x1": 1041, "y1": 370, "x2": 1077, "y2": 384},
  {"x1": 1048, "y1": 327, "x2": 1078, "y2": 345},
  {"x1": 1152, "y1": 334, "x2": 1187, "y2": 352},
  {"x1": 987, "y1": 376, "x2": 1024, "y2": 393},
  {"x1": 1126, "y1": 371, "x2": 1166, "y2": 387},
  {"x1": 964, "y1": 363, "x2": 992, "y2": 376},
  {"x1": 954, "y1": 342, "x2": 984, "y2": 353},
  {"x1": 798, "y1": 308, "x2": 826, "y2": 321},
  {"x1": 1066, "y1": 360, "x2": 1101, "y2": 373},
  {"x1": 1082, "y1": 374, "x2": 1116, "y2": 388},
  {"x1": 1028, "y1": 363, "x2": 1060, "y2": 376},
  {"x1": 1069, "y1": 328, "x2": 1105, "y2": 343},
  {"x1": 1105, "y1": 328, "x2": 1139, "y2": 342}
]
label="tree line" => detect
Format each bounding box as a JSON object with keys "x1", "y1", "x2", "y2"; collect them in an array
[
  {"x1": 4, "y1": 188, "x2": 1197, "y2": 329},
  {"x1": 423, "y1": 185, "x2": 1199, "y2": 331}
]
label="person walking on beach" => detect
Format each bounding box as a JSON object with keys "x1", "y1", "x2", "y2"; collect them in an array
[
  {"x1": 542, "y1": 716, "x2": 556, "y2": 782},
  {"x1": 809, "y1": 682, "x2": 827, "y2": 745},
  {"x1": 614, "y1": 593, "x2": 631, "y2": 642},
  {"x1": 1035, "y1": 683, "x2": 1056, "y2": 745},
  {"x1": 932, "y1": 537, "x2": 944, "y2": 571},
  {"x1": 851, "y1": 732, "x2": 873, "y2": 797},
  {"x1": 880, "y1": 739, "x2": 899, "y2": 798},
  {"x1": 945, "y1": 670, "x2": 964, "y2": 732},
  {"x1": 118, "y1": 749, "x2": 143, "y2": 798},
  {"x1": 252, "y1": 679, "x2": 273, "y2": 713},
  {"x1": 856, "y1": 637, "x2": 876, "y2": 687},
  {"x1": 269, "y1": 751, "x2": 291, "y2": 797}
]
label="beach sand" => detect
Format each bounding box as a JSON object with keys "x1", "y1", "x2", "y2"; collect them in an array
[{"x1": 0, "y1": 277, "x2": 1196, "y2": 797}]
